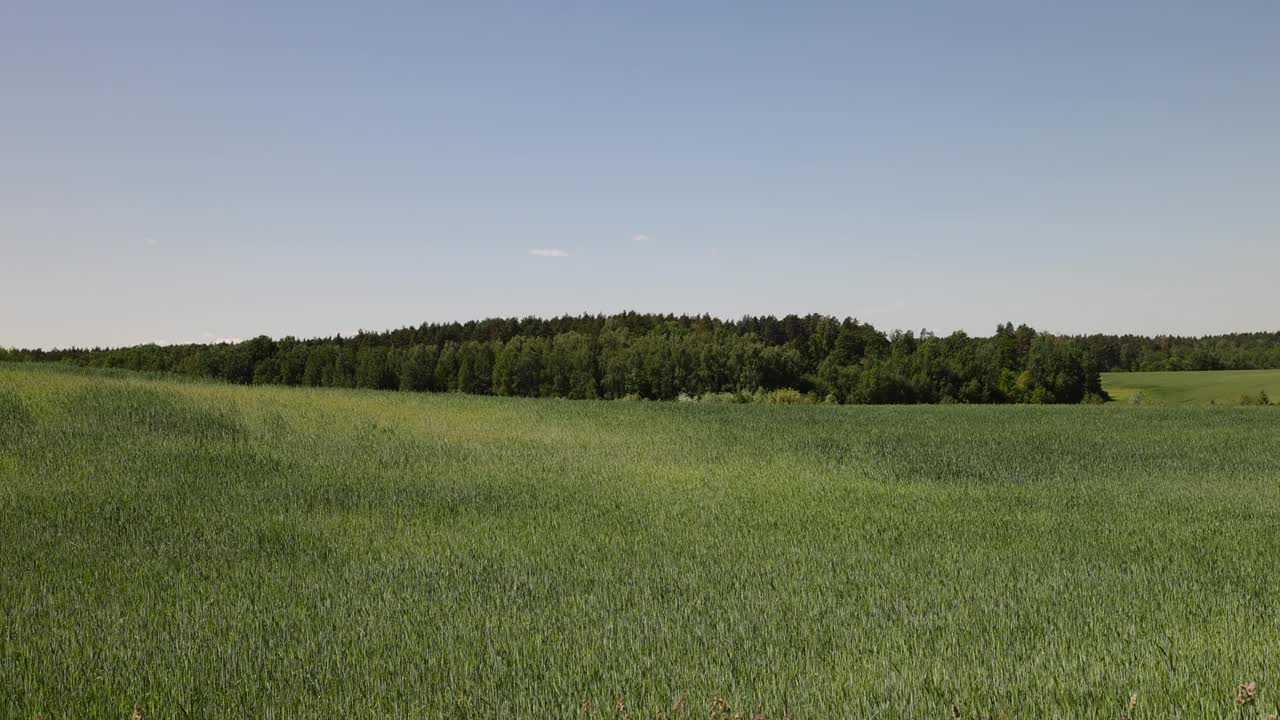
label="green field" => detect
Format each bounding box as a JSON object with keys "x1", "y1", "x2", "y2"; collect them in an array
[
  {"x1": 1103, "y1": 369, "x2": 1280, "y2": 405},
  {"x1": 2, "y1": 364, "x2": 1279, "y2": 718}
]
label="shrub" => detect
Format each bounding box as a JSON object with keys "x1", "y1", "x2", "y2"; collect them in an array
[
  {"x1": 1238, "y1": 390, "x2": 1271, "y2": 406},
  {"x1": 698, "y1": 392, "x2": 741, "y2": 404},
  {"x1": 763, "y1": 388, "x2": 813, "y2": 405}
]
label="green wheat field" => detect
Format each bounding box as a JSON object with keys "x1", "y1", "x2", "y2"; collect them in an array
[{"x1": 2, "y1": 363, "x2": 1278, "y2": 718}]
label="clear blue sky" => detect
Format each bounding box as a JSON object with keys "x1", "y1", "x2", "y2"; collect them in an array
[{"x1": 3, "y1": 1, "x2": 1277, "y2": 348}]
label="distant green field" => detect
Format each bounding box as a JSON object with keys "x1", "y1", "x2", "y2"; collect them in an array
[
  {"x1": 2, "y1": 363, "x2": 1279, "y2": 718},
  {"x1": 1103, "y1": 368, "x2": 1280, "y2": 404}
]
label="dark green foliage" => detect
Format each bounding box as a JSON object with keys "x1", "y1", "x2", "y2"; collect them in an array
[
  {"x1": 492, "y1": 336, "x2": 543, "y2": 396},
  {"x1": 434, "y1": 342, "x2": 459, "y2": 392},
  {"x1": 1022, "y1": 335, "x2": 1105, "y2": 403},
  {"x1": 547, "y1": 332, "x2": 596, "y2": 399},
  {"x1": 454, "y1": 341, "x2": 496, "y2": 395},
  {"x1": 1072, "y1": 330, "x2": 1280, "y2": 371},
  {"x1": 29, "y1": 313, "x2": 1274, "y2": 405},
  {"x1": 399, "y1": 344, "x2": 438, "y2": 392},
  {"x1": 354, "y1": 346, "x2": 397, "y2": 390}
]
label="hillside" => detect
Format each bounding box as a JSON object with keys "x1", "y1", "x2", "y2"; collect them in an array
[{"x1": 1103, "y1": 369, "x2": 1280, "y2": 404}]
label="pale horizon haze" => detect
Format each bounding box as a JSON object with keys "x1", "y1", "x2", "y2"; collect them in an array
[{"x1": 2, "y1": 1, "x2": 1278, "y2": 349}]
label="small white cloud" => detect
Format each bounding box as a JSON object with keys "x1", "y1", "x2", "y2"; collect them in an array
[
  {"x1": 529, "y1": 248, "x2": 569, "y2": 257},
  {"x1": 633, "y1": 233, "x2": 652, "y2": 242},
  {"x1": 144, "y1": 237, "x2": 158, "y2": 247}
]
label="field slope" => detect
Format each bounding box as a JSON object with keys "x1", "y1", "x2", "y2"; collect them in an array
[
  {"x1": 1103, "y1": 368, "x2": 1280, "y2": 404},
  {"x1": 2, "y1": 363, "x2": 1279, "y2": 718}
]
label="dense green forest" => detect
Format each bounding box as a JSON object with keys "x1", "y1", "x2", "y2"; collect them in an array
[
  {"x1": 1070, "y1": 332, "x2": 1280, "y2": 372},
  {"x1": 4, "y1": 314, "x2": 1278, "y2": 404}
]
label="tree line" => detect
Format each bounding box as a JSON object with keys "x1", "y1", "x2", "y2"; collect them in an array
[
  {"x1": 1066, "y1": 332, "x2": 1280, "y2": 372},
  {"x1": 3, "y1": 314, "x2": 1123, "y2": 404}
]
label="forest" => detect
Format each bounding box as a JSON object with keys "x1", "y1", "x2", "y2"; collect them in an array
[{"x1": 4, "y1": 313, "x2": 1279, "y2": 404}]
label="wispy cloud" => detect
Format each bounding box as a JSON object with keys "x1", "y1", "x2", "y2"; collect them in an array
[
  {"x1": 529, "y1": 248, "x2": 569, "y2": 257},
  {"x1": 144, "y1": 237, "x2": 158, "y2": 247},
  {"x1": 632, "y1": 233, "x2": 653, "y2": 242}
]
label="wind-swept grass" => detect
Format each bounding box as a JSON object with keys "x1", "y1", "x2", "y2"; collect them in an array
[{"x1": 2, "y1": 363, "x2": 1278, "y2": 718}]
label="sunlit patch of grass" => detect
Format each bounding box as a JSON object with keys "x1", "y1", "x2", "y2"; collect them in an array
[{"x1": 1103, "y1": 368, "x2": 1280, "y2": 404}]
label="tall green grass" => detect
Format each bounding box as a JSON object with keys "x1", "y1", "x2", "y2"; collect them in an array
[{"x1": 2, "y1": 363, "x2": 1278, "y2": 718}]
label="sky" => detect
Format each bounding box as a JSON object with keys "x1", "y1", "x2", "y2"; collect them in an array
[{"x1": 2, "y1": 1, "x2": 1277, "y2": 349}]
